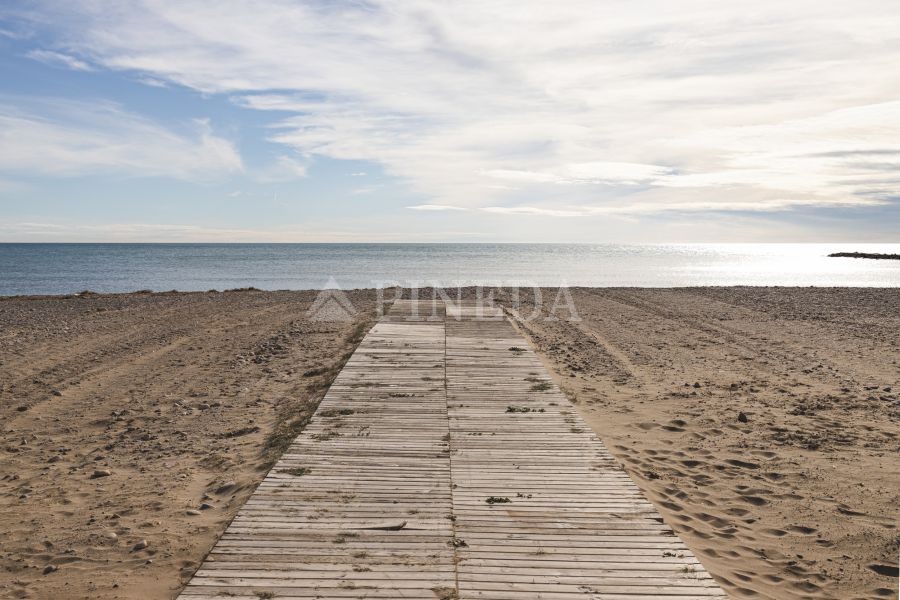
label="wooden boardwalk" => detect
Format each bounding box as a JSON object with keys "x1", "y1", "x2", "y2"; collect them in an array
[{"x1": 179, "y1": 300, "x2": 726, "y2": 599}]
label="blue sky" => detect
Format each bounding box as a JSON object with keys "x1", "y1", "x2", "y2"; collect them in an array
[{"x1": 1, "y1": 1, "x2": 899, "y2": 242}]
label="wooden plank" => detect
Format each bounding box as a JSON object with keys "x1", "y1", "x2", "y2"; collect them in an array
[{"x1": 177, "y1": 299, "x2": 726, "y2": 599}]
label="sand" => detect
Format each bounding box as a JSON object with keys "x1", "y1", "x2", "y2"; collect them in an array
[
  {"x1": 0, "y1": 289, "x2": 379, "y2": 599},
  {"x1": 1, "y1": 287, "x2": 898, "y2": 599},
  {"x1": 500, "y1": 287, "x2": 900, "y2": 600}
]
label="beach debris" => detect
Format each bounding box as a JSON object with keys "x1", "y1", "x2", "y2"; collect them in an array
[
  {"x1": 485, "y1": 496, "x2": 511, "y2": 504},
  {"x1": 218, "y1": 425, "x2": 260, "y2": 439},
  {"x1": 738, "y1": 411, "x2": 749, "y2": 423},
  {"x1": 132, "y1": 539, "x2": 148, "y2": 551},
  {"x1": 90, "y1": 469, "x2": 112, "y2": 479},
  {"x1": 359, "y1": 520, "x2": 407, "y2": 531},
  {"x1": 280, "y1": 466, "x2": 310, "y2": 477}
]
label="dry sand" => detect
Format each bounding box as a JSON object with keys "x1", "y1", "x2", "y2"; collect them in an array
[
  {"x1": 501, "y1": 287, "x2": 899, "y2": 600},
  {"x1": 0, "y1": 289, "x2": 378, "y2": 599},
  {"x1": 1, "y1": 287, "x2": 898, "y2": 600}
]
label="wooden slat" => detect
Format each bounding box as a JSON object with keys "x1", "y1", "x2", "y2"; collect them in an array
[{"x1": 177, "y1": 299, "x2": 726, "y2": 599}]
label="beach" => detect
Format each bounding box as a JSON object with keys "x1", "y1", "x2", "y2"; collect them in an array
[
  {"x1": 0, "y1": 289, "x2": 380, "y2": 599},
  {"x1": 1, "y1": 287, "x2": 898, "y2": 599},
  {"x1": 507, "y1": 287, "x2": 900, "y2": 600}
]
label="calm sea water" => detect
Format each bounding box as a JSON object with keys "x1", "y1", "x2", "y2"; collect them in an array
[{"x1": 1, "y1": 243, "x2": 898, "y2": 295}]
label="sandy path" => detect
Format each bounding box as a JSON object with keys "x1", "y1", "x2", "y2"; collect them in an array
[
  {"x1": 501, "y1": 287, "x2": 899, "y2": 600},
  {"x1": 0, "y1": 290, "x2": 379, "y2": 599}
]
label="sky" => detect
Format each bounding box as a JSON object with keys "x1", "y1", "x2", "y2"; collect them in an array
[{"x1": 1, "y1": 0, "x2": 899, "y2": 242}]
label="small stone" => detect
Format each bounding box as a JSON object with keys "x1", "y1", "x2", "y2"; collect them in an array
[
  {"x1": 43, "y1": 565, "x2": 58, "y2": 574},
  {"x1": 199, "y1": 502, "x2": 213, "y2": 510},
  {"x1": 103, "y1": 531, "x2": 118, "y2": 541},
  {"x1": 90, "y1": 469, "x2": 112, "y2": 479},
  {"x1": 132, "y1": 539, "x2": 148, "y2": 551},
  {"x1": 692, "y1": 382, "x2": 701, "y2": 388},
  {"x1": 198, "y1": 403, "x2": 211, "y2": 410},
  {"x1": 16, "y1": 405, "x2": 28, "y2": 412},
  {"x1": 738, "y1": 412, "x2": 749, "y2": 423},
  {"x1": 48, "y1": 455, "x2": 61, "y2": 463},
  {"x1": 186, "y1": 509, "x2": 201, "y2": 516},
  {"x1": 51, "y1": 390, "x2": 62, "y2": 397}
]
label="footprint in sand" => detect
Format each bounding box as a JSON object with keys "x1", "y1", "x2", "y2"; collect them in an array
[
  {"x1": 725, "y1": 459, "x2": 760, "y2": 469},
  {"x1": 739, "y1": 495, "x2": 768, "y2": 506},
  {"x1": 761, "y1": 528, "x2": 788, "y2": 537},
  {"x1": 787, "y1": 525, "x2": 817, "y2": 535},
  {"x1": 724, "y1": 507, "x2": 751, "y2": 516}
]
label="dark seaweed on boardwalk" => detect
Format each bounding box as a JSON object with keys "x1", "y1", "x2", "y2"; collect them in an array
[{"x1": 828, "y1": 252, "x2": 900, "y2": 260}]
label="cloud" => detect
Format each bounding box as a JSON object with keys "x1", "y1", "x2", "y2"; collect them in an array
[
  {"x1": 255, "y1": 154, "x2": 309, "y2": 182},
  {"x1": 408, "y1": 204, "x2": 469, "y2": 211},
  {"x1": 25, "y1": 49, "x2": 94, "y2": 71},
  {"x1": 0, "y1": 98, "x2": 242, "y2": 179},
  {"x1": 0, "y1": 220, "x2": 486, "y2": 242},
  {"x1": 12, "y1": 1, "x2": 900, "y2": 214}
]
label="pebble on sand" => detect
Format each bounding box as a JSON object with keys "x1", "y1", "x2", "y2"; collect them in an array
[
  {"x1": 132, "y1": 539, "x2": 148, "y2": 551},
  {"x1": 43, "y1": 565, "x2": 58, "y2": 574},
  {"x1": 90, "y1": 469, "x2": 112, "y2": 479}
]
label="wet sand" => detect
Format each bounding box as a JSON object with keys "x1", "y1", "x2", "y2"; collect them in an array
[{"x1": 1, "y1": 287, "x2": 898, "y2": 599}]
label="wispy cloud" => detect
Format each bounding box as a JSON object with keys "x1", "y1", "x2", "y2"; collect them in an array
[
  {"x1": 11, "y1": 0, "x2": 900, "y2": 216},
  {"x1": 255, "y1": 154, "x2": 309, "y2": 182},
  {"x1": 0, "y1": 98, "x2": 242, "y2": 179},
  {"x1": 25, "y1": 49, "x2": 93, "y2": 71},
  {"x1": 408, "y1": 204, "x2": 469, "y2": 211}
]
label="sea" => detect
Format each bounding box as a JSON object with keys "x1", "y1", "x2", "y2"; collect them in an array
[{"x1": 0, "y1": 243, "x2": 899, "y2": 296}]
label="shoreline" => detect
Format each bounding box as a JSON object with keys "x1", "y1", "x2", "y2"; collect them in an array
[{"x1": 4, "y1": 282, "x2": 900, "y2": 302}]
